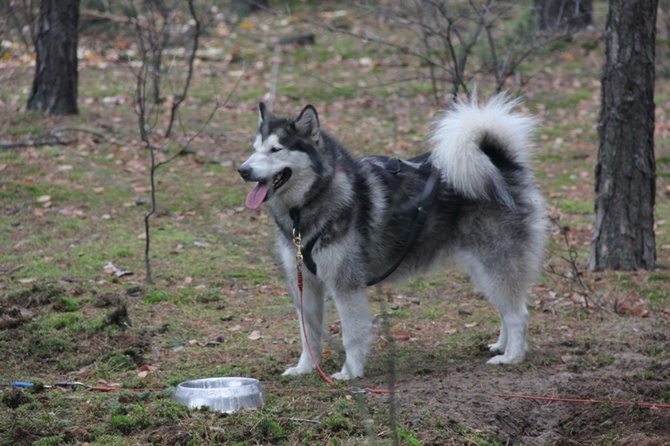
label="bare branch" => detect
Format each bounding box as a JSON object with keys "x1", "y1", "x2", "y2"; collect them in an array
[
  {"x1": 165, "y1": 0, "x2": 200, "y2": 138},
  {"x1": 266, "y1": 45, "x2": 281, "y2": 111},
  {"x1": 322, "y1": 1, "x2": 566, "y2": 102},
  {"x1": 126, "y1": 0, "x2": 244, "y2": 283}
]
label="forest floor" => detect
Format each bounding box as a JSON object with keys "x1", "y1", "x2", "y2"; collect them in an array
[{"x1": 1, "y1": 2, "x2": 670, "y2": 445}]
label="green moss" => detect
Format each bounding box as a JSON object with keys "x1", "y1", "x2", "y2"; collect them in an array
[
  {"x1": 32, "y1": 435, "x2": 66, "y2": 446},
  {"x1": 143, "y1": 291, "x2": 170, "y2": 304},
  {"x1": 103, "y1": 350, "x2": 141, "y2": 372},
  {"x1": 149, "y1": 400, "x2": 190, "y2": 421},
  {"x1": 397, "y1": 428, "x2": 423, "y2": 446},
  {"x1": 53, "y1": 296, "x2": 80, "y2": 312},
  {"x1": 89, "y1": 435, "x2": 128, "y2": 446}
]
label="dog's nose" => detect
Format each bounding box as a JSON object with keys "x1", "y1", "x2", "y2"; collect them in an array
[{"x1": 238, "y1": 165, "x2": 252, "y2": 180}]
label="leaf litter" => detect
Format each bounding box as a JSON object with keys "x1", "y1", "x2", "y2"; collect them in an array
[{"x1": 0, "y1": 4, "x2": 670, "y2": 446}]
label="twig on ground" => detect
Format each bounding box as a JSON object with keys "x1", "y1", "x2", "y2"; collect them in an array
[
  {"x1": 80, "y1": 9, "x2": 133, "y2": 25},
  {"x1": 0, "y1": 265, "x2": 25, "y2": 275},
  {"x1": 52, "y1": 126, "x2": 108, "y2": 140},
  {"x1": 288, "y1": 417, "x2": 322, "y2": 424},
  {"x1": 0, "y1": 127, "x2": 107, "y2": 149}
]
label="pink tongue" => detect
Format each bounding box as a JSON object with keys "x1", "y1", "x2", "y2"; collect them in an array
[{"x1": 245, "y1": 182, "x2": 269, "y2": 210}]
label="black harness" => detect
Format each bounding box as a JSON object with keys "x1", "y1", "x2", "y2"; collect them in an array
[{"x1": 289, "y1": 157, "x2": 440, "y2": 287}]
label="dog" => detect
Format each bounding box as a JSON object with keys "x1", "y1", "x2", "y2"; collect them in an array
[{"x1": 238, "y1": 96, "x2": 546, "y2": 380}]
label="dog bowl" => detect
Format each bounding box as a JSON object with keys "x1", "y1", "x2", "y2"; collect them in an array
[{"x1": 172, "y1": 377, "x2": 266, "y2": 413}]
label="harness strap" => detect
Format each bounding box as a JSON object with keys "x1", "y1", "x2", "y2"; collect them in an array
[
  {"x1": 289, "y1": 166, "x2": 441, "y2": 286},
  {"x1": 365, "y1": 166, "x2": 440, "y2": 286}
]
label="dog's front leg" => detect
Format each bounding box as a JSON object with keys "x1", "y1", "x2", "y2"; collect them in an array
[
  {"x1": 282, "y1": 272, "x2": 326, "y2": 376},
  {"x1": 330, "y1": 287, "x2": 372, "y2": 380}
]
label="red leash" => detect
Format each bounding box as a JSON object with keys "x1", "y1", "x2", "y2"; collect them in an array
[
  {"x1": 293, "y1": 229, "x2": 334, "y2": 385},
  {"x1": 292, "y1": 229, "x2": 392, "y2": 395}
]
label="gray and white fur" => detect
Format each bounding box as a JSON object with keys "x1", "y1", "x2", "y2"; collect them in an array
[{"x1": 238, "y1": 95, "x2": 546, "y2": 380}]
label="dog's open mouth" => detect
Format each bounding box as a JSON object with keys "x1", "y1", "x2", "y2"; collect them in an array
[
  {"x1": 272, "y1": 167, "x2": 292, "y2": 190},
  {"x1": 245, "y1": 168, "x2": 292, "y2": 210}
]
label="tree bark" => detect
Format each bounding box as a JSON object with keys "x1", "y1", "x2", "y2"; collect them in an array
[
  {"x1": 534, "y1": 0, "x2": 593, "y2": 32},
  {"x1": 27, "y1": 0, "x2": 80, "y2": 115},
  {"x1": 587, "y1": 0, "x2": 657, "y2": 271}
]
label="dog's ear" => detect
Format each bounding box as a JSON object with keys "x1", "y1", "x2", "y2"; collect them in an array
[
  {"x1": 292, "y1": 105, "x2": 320, "y2": 139},
  {"x1": 258, "y1": 102, "x2": 268, "y2": 124}
]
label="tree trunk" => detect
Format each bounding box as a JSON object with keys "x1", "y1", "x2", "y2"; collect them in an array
[
  {"x1": 27, "y1": 0, "x2": 80, "y2": 115},
  {"x1": 534, "y1": 0, "x2": 593, "y2": 32},
  {"x1": 587, "y1": 0, "x2": 657, "y2": 271}
]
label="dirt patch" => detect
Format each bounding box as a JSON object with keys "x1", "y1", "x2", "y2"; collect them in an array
[{"x1": 357, "y1": 314, "x2": 670, "y2": 445}]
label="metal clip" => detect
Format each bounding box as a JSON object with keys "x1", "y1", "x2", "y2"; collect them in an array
[
  {"x1": 53, "y1": 381, "x2": 90, "y2": 391},
  {"x1": 348, "y1": 387, "x2": 369, "y2": 395},
  {"x1": 292, "y1": 228, "x2": 304, "y2": 265}
]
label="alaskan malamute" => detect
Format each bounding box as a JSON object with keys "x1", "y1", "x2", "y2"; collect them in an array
[{"x1": 238, "y1": 96, "x2": 546, "y2": 379}]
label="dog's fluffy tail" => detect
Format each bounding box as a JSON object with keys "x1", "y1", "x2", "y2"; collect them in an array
[{"x1": 428, "y1": 94, "x2": 535, "y2": 208}]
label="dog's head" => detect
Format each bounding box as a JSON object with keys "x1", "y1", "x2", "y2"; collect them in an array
[{"x1": 238, "y1": 103, "x2": 323, "y2": 210}]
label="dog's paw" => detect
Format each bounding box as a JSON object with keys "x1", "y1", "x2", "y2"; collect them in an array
[
  {"x1": 331, "y1": 371, "x2": 358, "y2": 381},
  {"x1": 330, "y1": 364, "x2": 364, "y2": 380},
  {"x1": 488, "y1": 342, "x2": 505, "y2": 353},
  {"x1": 486, "y1": 354, "x2": 524, "y2": 365},
  {"x1": 281, "y1": 365, "x2": 314, "y2": 376}
]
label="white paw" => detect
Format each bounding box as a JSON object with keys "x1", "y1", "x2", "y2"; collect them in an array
[
  {"x1": 330, "y1": 371, "x2": 351, "y2": 381},
  {"x1": 488, "y1": 343, "x2": 504, "y2": 353},
  {"x1": 331, "y1": 367, "x2": 364, "y2": 381},
  {"x1": 281, "y1": 365, "x2": 314, "y2": 376},
  {"x1": 486, "y1": 354, "x2": 524, "y2": 365}
]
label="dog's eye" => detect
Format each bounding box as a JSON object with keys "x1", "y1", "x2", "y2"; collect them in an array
[{"x1": 270, "y1": 147, "x2": 283, "y2": 153}]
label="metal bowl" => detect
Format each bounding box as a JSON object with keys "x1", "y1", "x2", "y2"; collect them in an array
[{"x1": 172, "y1": 377, "x2": 266, "y2": 413}]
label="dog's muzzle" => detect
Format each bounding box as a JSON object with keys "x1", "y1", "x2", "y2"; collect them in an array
[{"x1": 238, "y1": 165, "x2": 253, "y2": 181}]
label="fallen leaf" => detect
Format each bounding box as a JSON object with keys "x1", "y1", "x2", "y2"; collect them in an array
[
  {"x1": 248, "y1": 330, "x2": 262, "y2": 340},
  {"x1": 103, "y1": 261, "x2": 133, "y2": 277},
  {"x1": 391, "y1": 329, "x2": 411, "y2": 341},
  {"x1": 132, "y1": 185, "x2": 151, "y2": 193}
]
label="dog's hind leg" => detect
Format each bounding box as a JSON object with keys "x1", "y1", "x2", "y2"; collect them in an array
[
  {"x1": 282, "y1": 273, "x2": 327, "y2": 376},
  {"x1": 460, "y1": 255, "x2": 529, "y2": 364},
  {"x1": 488, "y1": 321, "x2": 508, "y2": 354},
  {"x1": 486, "y1": 301, "x2": 528, "y2": 364}
]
